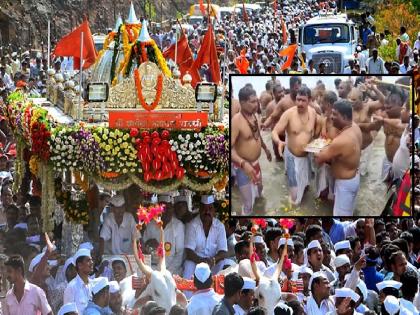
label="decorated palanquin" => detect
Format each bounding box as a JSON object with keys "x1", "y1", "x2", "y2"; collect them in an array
[{"x1": 4, "y1": 6, "x2": 228, "y2": 232}]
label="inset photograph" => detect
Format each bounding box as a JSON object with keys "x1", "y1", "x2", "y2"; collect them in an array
[{"x1": 230, "y1": 75, "x2": 412, "y2": 217}]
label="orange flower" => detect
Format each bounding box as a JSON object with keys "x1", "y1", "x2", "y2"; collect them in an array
[
  {"x1": 101, "y1": 171, "x2": 120, "y2": 178},
  {"x1": 134, "y1": 68, "x2": 163, "y2": 111}
]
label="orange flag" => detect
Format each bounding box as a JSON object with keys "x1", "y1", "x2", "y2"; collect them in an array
[
  {"x1": 279, "y1": 44, "x2": 297, "y2": 70},
  {"x1": 235, "y1": 49, "x2": 249, "y2": 74},
  {"x1": 274, "y1": 0, "x2": 277, "y2": 16},
  {"x1": 189, "y1": 24, "x2": 221, "y2": 87},
  {"x1": 199, "y1": 0, "x2": 206, "y2": 15},
  {"x1": 163, "y1": 33, "x2": 194, "y2": 78},
  {"x1": 281, "y1": 16, "x2": 288, "y2": 45},
  {"x1": 242, "y1": 2, "x2": 248, "y2": 22},
  {"x1": 54, "y1": 20, "x2": 97, "y2": 70}
]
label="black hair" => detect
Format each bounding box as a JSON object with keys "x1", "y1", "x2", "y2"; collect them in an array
[
  {"x1": 75, "y1": 255, "x2": 90, "y2": 270},
  {"x1": 234, "y1": 240, "x2": 250, "y2": 255},
  {"x1": 111, "y1": 259, "x2": 127, "y2": 271},
  {"x1": 382, "y1": 244, "x2": 400, "y2": 268},
  {"x1": 400, "y1": 269, "x2": 418, "y2": 299},
  {"x1": 286, "y1": 300, "x2": 303, "y2": 315},
  {"x1": 169, "y1": 305, "x2": 186, "y2": 315},
  {"x1": 273, "y1": 84, "x2": 283, "y2": 93},
  {"x1": 142, "y1": 301, "x2": 159, "y2": 315},
  {"x1": 334, "y1": 78, "x2": 342, "y2": 86},
  {"x1": 293, "y1": 241, "x2": 305, "y2": 257},
  {"x1": 193, "y1": 274, "x2": 213, "y2": 290},
  {"x1": 382, "y1": 287, "x2": 400, "y2": 298},
  {"x1": 248, "y1": 307, "x2": 266, "y2": 315},
  {"x1": 5, "y1": 255, "x2": 25, "y2": 277},
  {"x1": 274, "y1": 304, "x2": 293, "y2": 315},
  {"x1": 391, "y1": 239, "x2": 409, "y2": 259},
  {"x1": 226, "y1": 218, "x2": 237, "y2": 229},
  {"x1": 322, "y1": 91, "x2": 338, "y2": 106},
  {"x1": 376, "y1": 231, "x2": 389, "y2": 245},
  {"x1": 348, "y1": 236, "x2": 360, "y2": 251},
  {"x1": 148, "y1": 306, "x2": 166, "y2": 315},
  {"x1": 296, "y1": 86, "x2": 312, "y2": 99},
  {"x1": 305, "y1": 225, "x2": 322, "y2": 246},
  {"x1": 238, "y1": 86, "x2": 257, "y2": 103},
  {"x1": 265, "y1": 81, "x2": 273, "y2": 91},
  {"x1": 224, "y1": 272, "x2": 244, "y2": 298},
  {"x1": 385, "y1": 93, "x2": 404, "y2": 107},
  {"x1": 389, "y1": 250, "x2": 406, "y2": 266},
  {"x1": 289, "y1": 76, "x2": 302, "y2": 89},
  {"x1": 333, "y1": 99, "x2": 353, "y2": 120},
  {"x1": 93, "y1": 285, "x2": 109, "y2": 299},
  {"x1": 265, "y1": 228, "x2": 283, "y2": 247}
]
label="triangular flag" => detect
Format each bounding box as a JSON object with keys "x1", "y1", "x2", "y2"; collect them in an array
[
  {"x1": 199, "y1": 0, "x2": 206, "y2": 15},
  {"x1": 163, "y1": 33, "x2": 194, "y2": 78},
  {"x1": 54, "y1": 20, "x2": 97, "y2": 70},
  {"x1": 279, "y1": 44, "x2": 297, "y2": 71},
  {"x1": 188, "y1": 24, "x2": 221, "y2": 87},
  {"x1": 242, "y1": 2, "x2": 249, "y2": 22}
]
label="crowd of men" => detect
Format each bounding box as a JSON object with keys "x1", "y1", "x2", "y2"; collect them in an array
[{"x1": 231, "y1": 76, "x2": 412, "y2": 216}]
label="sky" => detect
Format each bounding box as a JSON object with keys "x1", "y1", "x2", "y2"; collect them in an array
[{"x1": 231, "y1": 75, "x2": 406, "y2": 98}]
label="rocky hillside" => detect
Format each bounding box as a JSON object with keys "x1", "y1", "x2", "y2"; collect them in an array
[{"x1": 0, "y1": 0, "x2": 231, "y2": 51}]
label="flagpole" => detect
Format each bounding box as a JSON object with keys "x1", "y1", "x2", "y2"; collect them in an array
[
  {"x1": 220, "y1": 37, "x2": 228, "y2": 121},
  {"x1": 47, "y1": 19, "x2": 51, "y2": 69},
  {"x1": 79, "y1": 31, "x2": 84, "y2": 121},
  {"x1": 174, "y1": 28, "x2": 178, "y2": 69}
]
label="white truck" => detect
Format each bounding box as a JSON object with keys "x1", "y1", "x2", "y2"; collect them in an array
[{"x1": 298, "y1": 11, "x2": 358, "y2": 73}]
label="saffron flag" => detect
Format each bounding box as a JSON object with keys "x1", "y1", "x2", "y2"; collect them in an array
[
  {"x1": 242, "y1": 2, "x2": 248, "y2": 22},
  {"x1": 281, "y1": 15, "x2": 288, "y2": 45},
  {"x1": 163, "y1": 33, "x2": 194, "y2": 79},
  {"x1": 199, "y1": 0, "x2": 206, "y2": 15},
  {"x1": 54, "y1": 20, "x2": 97, "y2": 70},
  {"x1": 274, "y1": 0, "x2": 277, "y2": 16},
  {"x1": 189, "y1": 24, "x2": 221, "y2": 87},
  {"x1": 279, "y1": 44, "x2": 297, "y2": 71},
  {"x1": 235, "y1": 49, "x2": 249, "y2": 74}
]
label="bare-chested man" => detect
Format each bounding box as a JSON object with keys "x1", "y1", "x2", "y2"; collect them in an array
[
  {"x1": 337, "y1": 80, "x2": 353, "y2": 99},
  {"x1": 314, "y1": 91, "x2": 339, "y2": 200},
  {"x1": 347, "y1": 84, "x2": 385, "y2": 176},
  {"x1": 265, "y1": 84, "x2": 285, "y2": 161},
  {"x1": 263, "y1": 76, "x2": 302, "y2": 129},
  {"x1": 232, "y1": 86, "x2": 272, "y2": 215},
  {"x1": 260, "y1": 81, "x2": 274, "y2": 122},
  {"x1": 314, "y1": 100, "x2": 362, "y2": 216},
  {"x1": 272, "y1": 86, "x2": 321, "y2": 205},
  {"x1": 372, "y1": 92, "x2": 407, "y2": 182}
]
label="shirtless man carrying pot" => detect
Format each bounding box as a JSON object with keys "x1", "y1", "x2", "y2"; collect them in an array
[
  {"x1": 315, "y1": 100, "x2": 362, "y2": 216},
  {"x1": 232, "y1": 86, "x2": 272, "y2": 215}
]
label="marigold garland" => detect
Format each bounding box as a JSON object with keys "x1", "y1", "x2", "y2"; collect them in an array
[{"x1": 134, "y1": 68, "x2": 163, "y2": 111}]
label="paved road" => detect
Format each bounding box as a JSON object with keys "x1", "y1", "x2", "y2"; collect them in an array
[{"x1": 231, "y1": 129, "x2": 387, "y2": 216}]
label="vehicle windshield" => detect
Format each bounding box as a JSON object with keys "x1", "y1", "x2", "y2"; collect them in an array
[
  {"x1": 189, "y1": 17, "x2": 203, "y2": 25},
  {"x1": 303, "y1": 23, "x2": 350, "y2": 44}
]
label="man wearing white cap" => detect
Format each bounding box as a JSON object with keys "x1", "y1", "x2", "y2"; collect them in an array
[
  {"x1": 183, "y1": 195, "x2": 228, "y2": 282},
  {"x1": 331, "y1": 255, "x2": 351, "y2": 292},
  {"x1": 84, "y1": 277, "x2": 111, "y2": 315},
  {"x1": 64, "y1": 248, "x2": 94, "y2": 314},
  {"x1": 306, "y1": 272, "x2": 335, "y2": 315},
  {"x1": 305, "y1": 240, "x2": 336, "y2": 282},
  {"x1": 107, "y1": 281, "x2": 123, "y2": 315},
  {"x1": 332, "y1": 288, "x2": 362, "y2": 315},
  {"x1": 143, "y1": 193, "x2": 185, "y2": 275},
  {"x1": 334, "y1": 240, "x2": 352, "y2": 261},
  {"x1": 355, "y1": 279, "x2": 370, "y2": 314},
  {"x1": 233, "y1": 277, "x2": 256, "y2": 315},
  {"x1": 376, "y1": 280, "x2": 402, "y2": 305},
  {"x1": 99, "y1": 195, "x2": 139, "y2": 256},
  {"x1": 58, "y1": 303, "x2": 78, "y2": 315},
  {"x1": 174, "y1": 194, "x2": 194, "y2": 223},
  {"x1": 263, "y1": 237, "x2": 296, "y2": 278},
  {"x1": 187, "y1": 263, "x2": 222, "y2": 315}
]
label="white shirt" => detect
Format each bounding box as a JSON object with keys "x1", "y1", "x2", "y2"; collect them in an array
[
  {"x1": 400, "y1": 298, "x2": 420, "y2": 315},
  {"x1": 399, "y1": 64, "x2": 411, "y2": 74},
  {"x1": 308, "y1": 68, "x2": 317, "y2": 74},
  {"x1": 100, "y1": 212, "x2": 139, "y2": 255},
  {"x1": 233, "y1": 304, "x2": 246, "y2": 315},
  {"x1": 415, "y1": 39, "x2": 420, "y2": 51},
  {"x1": 187, "y1": 289, "x2": 222, "y2": 315},
  {"x1": 63, "y1": 274, "x2": 92, "y2": 314},
  {"x1": 367, "y1": 57, "x2": 385, "y2": 74},
  {"x1": 306, "y1": 295, "x2": 336, "y2": 315},
  {"x1": 143, "y1": 217, "x2": 185, "y2": 275},
  {"x1": 185, "y1": 216, "x2": 228, "y2": 258}
]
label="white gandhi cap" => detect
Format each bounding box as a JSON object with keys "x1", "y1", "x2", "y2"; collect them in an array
[
  {"x1": 91, "y1": 277, "x2": 109, "y2": 295},
  {"x1": 335, "y1": 287, "x2": 360, "y2": 303},
  {"x1": 307, "y1": 240, "x2": 322, "y2": 251},
  {"x1": 109, "y1": 281, "x2": 120, "y2": 294},
  {"x1": 79, "y1": 242, "x2": 94, "y2": 251},
  {"x1": 109, "y1": 195, "x2": 125, "y2": 207},
  {"x1": 242, "y1": 277, "x2": 256, "y2": 290},
  {"x1": 72, "y1": 248, "x2": 91, "y2": 265},
  {"x1": 57, "y1": 302, "x2": 78, "y2": 315},
  {"x1": 278, "y1": 238, "x2": 294, "y2": 248},
  {"x1": 334, "y1": 240, "x2": 351, "y2": 252},
  {"x1": 384, "y1": 296, "x2": 400, "y2": 315},
  {"x1": 201, "y1": 195, "x2": 215, "y2": 205},
  {"x1": 194, "y1": 262, "x2": 212, "y2": 283},
  {"x1": 309, "y1": 271, "x2": 328, "y2": 290},
  {"x1": 334, "y1": 254, "x2": 351, "y2": 268},
  {"x1": 376, "y1": 280, "x2": 402, "y2": 292}
]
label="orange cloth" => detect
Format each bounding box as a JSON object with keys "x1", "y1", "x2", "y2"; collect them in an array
[
  {"x1": 235, "y1": 49, "x2": 249, "y2": 74},
  {"x1": 54, "y1": 20, "x2": 97, "y2": 70}
]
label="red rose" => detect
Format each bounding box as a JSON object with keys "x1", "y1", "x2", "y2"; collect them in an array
[
  {"x1": 151, "y1": 131, "x2": 159, "y2": 139},
  {"x1": 130, "y1": 128, "x2": 139, "y2": 138},
  {"x1": 143, "y1": 136, "x2": 151, "y2": 144},
  {"x1": 161, "y1": 130, "x2": 170, "y2": 140},
  {"x1": 141, "y1": 131, "x2": 150, "y2": 138},
  {"x1": 152, "y1": 137, "x2": 161, "y2": 146}
]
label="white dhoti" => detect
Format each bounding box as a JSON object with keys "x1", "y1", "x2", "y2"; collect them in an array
[
  {"x1": 382, "y1": 157, "x2": 393, "y2": 182},
  {"x1": 284, "y1": 147, "x2": 311, "y2": 205},
  {"x1": 392, "y1": 130, "x2": 410, "y2": 181},
  {"x1": 360, "y1": 142, "x2": 373, "y2": 176},
  {"x1": 313, "y1": 163, "x2": 335, "y2": 200},
  {"x1": 333, "y1": 173, "x2": 360, "y2": 216}
]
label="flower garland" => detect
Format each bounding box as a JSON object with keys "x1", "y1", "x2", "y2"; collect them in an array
[
  {"x1": 55, "y1": 178, "x2": 89, "y2": 225},
  {"x1": 133, "y1": 68, "x2": 163, "y2": 111},
  {"x1": 136, "y1": 203, "x2": 165, "y2": 229},
  {"x1": 29, "y1": 155, "x2": 39, "y2": 176},
  {"x1": 40, "y1": 162, "x2": 56, "y2": 232}
]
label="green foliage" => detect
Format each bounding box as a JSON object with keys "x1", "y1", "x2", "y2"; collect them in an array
[{"x1": 378, "y1": 35, "x2": 397, "y2": 62}]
